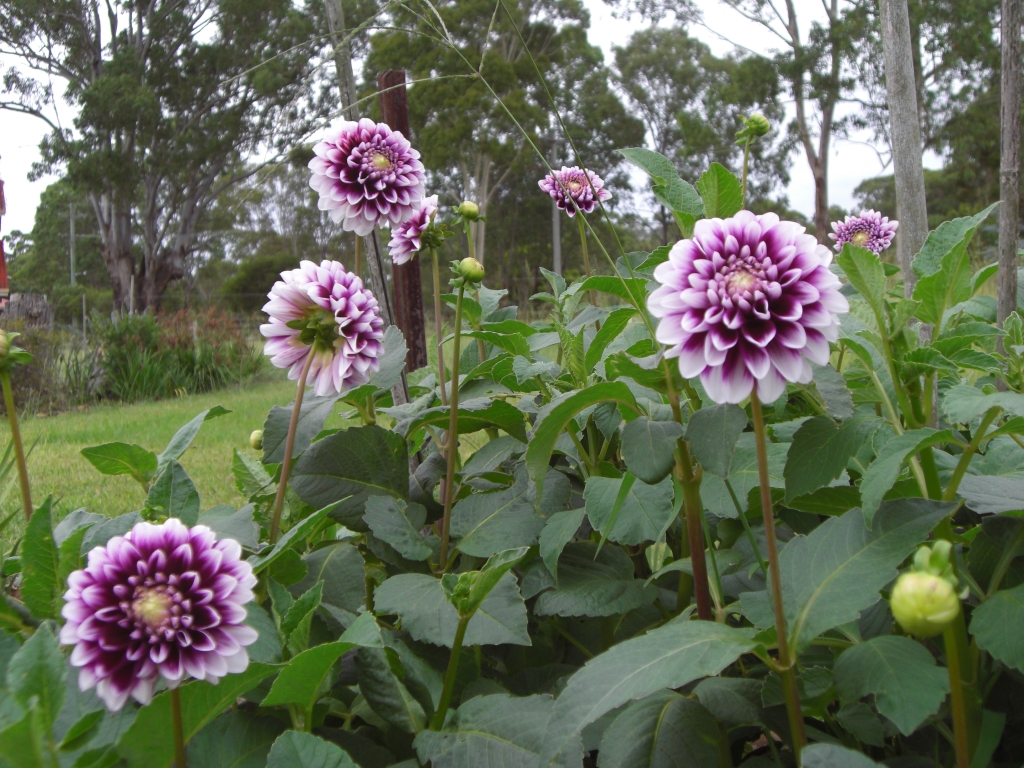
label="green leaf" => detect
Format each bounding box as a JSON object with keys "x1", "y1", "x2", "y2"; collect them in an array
[
  {"x1": 803, "y1": 745, "x2": 883, "y2": 767},
  {"x1": 374, "y1": 572, "x2": 530, "y2": 647},
  {"x1": 860, "y1": 429, "x2": 955, "y2": 523},
  {"x1": 586, "y1": 308, "x2": 637, "y2": 371},
  {"x1": 784, "y1": 415, "x2": 881, "y2": 502},
  {"x1": 970, "y1": 583, "x2": 1024, "y2": 673},
  {"x1": 262, "y1": 395, "x2": 339, "y2": 465},
  {"x1": 158, "y1": 406, "x2": 231, "y2": 472},
  {"x1": 620, "y1": 416, "x2": 685, "y2": 484},
  {"x1": 145, "y1": 460, "x2": 200, "y2": 525},
  {"x1": 415, "y1": 693, "x2": 583, "y2": 768},
  {"x1": 776, "y1": 499, "x2": 953, "y2": 649},
  {"x1": 526, "y1": 382, "x2": 640, "y2": 498},
  {"x1": 290, "y1": 541, "x2": 365, "y2": 613},
  {"x1": 584, "y1": 475, "x2": 675, "y2": 546},
  {"x1": 244, "y1": 603, "x2": 282, "y2": 663},
  {"x1": 290, "y1": 425, "x2": 408, "y2": 526},
  {"x1": 902, "y1": 347, "x2": 960, "y2": 377},
  {"x1": 578, "y1": 276, "x2": 648, "y2": 309},
  {"x1": 957, "y1": 475, "x2": 1024, "y2": 514},
  {"x1": 465, "y1": 548, "x2": 531, "y2": 615},
  {"x1": 57, "y1": 709, "x2": 104, "y2": 752},
  {"x1": 57, "y1": 526, "x2": 89, "y2": 603},
  {"x1": 367, "y1": 325, "x2": 408, "y2": 393},
  {"x1": 365, "y1": 497, "x2": 433, "y2": 561},
  {"x1": 6, "y1": 626, "x2": 65, "y2": 730},
  {"x1": 833, "y1": 635, "x2": 949, "y2": 735},
  {"x1": 912, "y1": 203, "x2": 1000, "y2": 279},
  {"x1": 837, "y1": 244, "x2": 888, "y2": 323},
  {"x1": 281, "y1": 582, "x2": 323, "y2": 653},
  {"x1": 812, "y1": 364, "x2": 855, "y2": 420},
  {"x1": 540, "y1": 509, "x2": 586, "y2": 584},
  {"x1": 0, "y1": 708, "x2": 47, "y2": 768},
  {"x1": 354, "y1": 647, "x2": 427, "y2": 733},
  {"x1": 696, "y1": 163, "x2": 742, "y2": 219},
  {"x1": 533, "y1": 542, "x2": 656, "y2": 618},
  {"x1": 699, "y1": 435, "x2": 788, "y2": 519},
  {"x1": 21, "y1": 498, "x2": 59, "y2": 620},
  {"x1": 248, "y1": 504, "x2": 336, "y2": 574},
  {"x1": 931, "y1": 322, "x2": 1003, "y2": 357},
  {"x1": 266, "y1": 731, "x2": 357, "y2": 768},
  {"x1": 80, "y1": 443, "x2": 157, "y2": 486},
  {"x1": 232, "y1": 449, "x2": 274, "y2": 500},
  {"x1": 942, "y1": 384, "x2": 1024, "y2": 424},
  {"x1": 198, "y1": 505, "x2": 259, "y2": 549},
  {"x1": 188, "y1": 712, "x2": 285, "y2": 768},
  {"x1": 787, "y1": 485, "x2": 862, "y2": 516},
  {"x1": 116, "y1": 664, "x2": 279, "y2": 768},
  {"x1": 598, "y1": 691, "x2": 720, "y2": 768},
  {"x1": 451, "y1": 470, "x2": 545, "y2": 558},
  {"x1": 693, "y1": 677, "x2": 763, "y2": 726},
  {"x1": 686, "y1": 403, "x2": 748, "y2": 478},
  {"x1": 464, "y1": 330, "x2": 531, "y2": 358},
  {"x1": 396, "y1": 398, "x2": 528, "y2": 443},
  {"x1": 618, "y1": 148, "x2": 704, "y2": 219},
  {"x1": 262, "y1": 640, "x2": 355, "y2": 711},
  {"x1": 539, "y1": 621, "x2": 757, "y2": 764}
]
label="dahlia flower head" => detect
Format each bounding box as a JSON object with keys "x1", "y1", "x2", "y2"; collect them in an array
[
  {"x1": 830, "y1": 209, "x2": 898, "y2": 254},
  {"x1": 60, "y1": 518, "x2": 258, "y2": 711},
  {"x1": 309, "y1": 118, "x2": 426, "y2": 236},
  {"x1": 649, "y1": 210, "x2": 849, "y2": 404},
  {"x1": 538, "y1": 166, "x2": 611, "y2": 218},
  {"x1": 261, "y1": 260, "x2": 384, "y2": 396},
  {"x1": 388, "y1": 194, "x2": 438, "y2": 265}
]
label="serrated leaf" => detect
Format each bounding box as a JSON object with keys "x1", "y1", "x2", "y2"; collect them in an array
[
  {"x1": 971, "y1": 583, "x2": 1024, "y2": 673},
  {"x1": 80, "y1": 443, "x2": 157, "y2": 486},
  {"x1": 395, "y1": 398, "x2": 527, "y2": 443},
  {"x1": 262, "y1": 395, "x2": 339, "y2": 465},
  {"x1": 451, "y1": 469, "x2": 545, "y2": 558},
  {"x1": 957, "y1": 475, "x2": 1024, "y2": 514},
  {"x1": 374, "y1": 572, "x2": 530, "y2": 647},
  {"x1": 188, "y1": 712, "x2": 285, "y2": 768},
  {"x1": 912, "y1": 203, "x2": 1000, "y2": 279},
  {"x1": 533, "y1": 542, "x2": 656, "y2": 618},
  {"x1": 266, "y1": 731, "x2": 357, "y2": 768},
  {"x1": 942, "y1": 384, "x2": 1024, "y2": 424},
  {"x1": 354, "y1": 647, "x2": 427, "y2": 733},
  {"x1": 812, "y1": 364, "x2": 854, "y2": 420},
  {"x1": 232, "y1": 449, "x2": 274, "y2": 499},
  {"x1": 618, "y1": 148, "x2": 704, "y2": 219},
  {"x1": 198, "y1": 505, "x2": 259, "y2": 549},
  {"x1": 577, "y1": 276, "x2": 648, "y2": 308},
  {"x1": 365, "y1": 497, "x2": 433, "y2": 561},
  {"x1": 833, "y1": 635, "x2": 949, "y2": 735},
  {"x1": 860, "y1": 429, "x2": 955, "y2": 522},
  {"x1": 837, "y1": 244, "x2": 888, "y2": 324},
  {"x1": 539, "y1": 621, "x2": 757, "y2": 764},
  {"x1": 290, "y1": 541, "x2": 365, "y2": 613},
  {"x1": 6, "y1": 626, "x2": 65, "y2": 730},
  {"x1": 586, "y1": 308, "x2": 637, "y2": 371},
  {"x1": 693, "y1": 677, "x2": 763, "y2": 726},
  {"x1": 696, "y1": 163, "x2": 742, "y2": 219},
  {"x1": 21, "y1": 498, "x2": 59, "y2": 620},
  {"x1": 598, "y1": 691, "x2": 720, "y2": 768},
  {"x1": 145, "y1": 460, "x2": 200, "y2": 525},
  {"x1": 784, "y1": 415, "x2": 880, "y2": 502},
  {"x1": 620, "y1": 416, "x2": 685, "y2": 484},
  {"x1": 685, "y1": 403, "x2": 747, "y2": 478},
  {"x1": 584, "y1": 475, "x2": 674, "y2": 546}
]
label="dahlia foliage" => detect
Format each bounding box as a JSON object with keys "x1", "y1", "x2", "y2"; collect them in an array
[
  {"x1": 60, "y1": 519, "x2": 258, "y2": 711},
  {"x1": 538, "y1": 165, "x2": 611, "y2": 217},
  {"x1": 829, "y1": 208, "x2": 898, "y2": 254},
  {"x1": 648, "y1": 211, "x2": 849, "y2": 404},
  {"x1": 388, "y1": 194, "x2": 439, "y2": 264},
  {"x1": 260, "y1": 259, "x2": 384, "y2": 395},
  {"x1": 308, "y1": 119, "x2": 425, "y2": 236}
]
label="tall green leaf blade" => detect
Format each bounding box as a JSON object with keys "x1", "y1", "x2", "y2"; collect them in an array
[
  {"x1": 538, "y1": 621, "x2": 757, "y2": 764},
  {"x1": 22, "y1": 498, "x2": 59, "y2": 620},
  {"x1": 618, "y1": 148, "x2": 704, "y2": 219},
  {"x1": 696, "y1": 163, "x2": 742, "y2": 219},
  {"x1": 971, "y1": 583, "x2": 1024, "y2": 673},
  {"x1": 598, "y1": 691, "x2": 720, "y2": 768},
  {"x1": 833, "y1": 635, "x2": 949, "y2": 735},
  {"x1": 778, "y1": 499, "x2": 953, "y2": 650}
]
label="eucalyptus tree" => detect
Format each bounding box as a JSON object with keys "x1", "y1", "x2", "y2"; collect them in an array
[{"x1": 0, "y1": 0, "x2": 326, "y2": 309}]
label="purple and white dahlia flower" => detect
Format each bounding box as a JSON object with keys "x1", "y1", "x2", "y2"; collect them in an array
[
  {"x1": 309, "y1": 119, "x2": 426, "y2": 236},
  {"x1": 261, "y1": 259, "x2": 384, "y2": 395},
  {"x1": 830, "y1": 209, "x2": 898, "y2": 254},
  {"x1": 649, "y1": 211, "x2": 849, "y2": 404},
  {"x1": 60, "y1": 519, "x2": 258, "y2": 711},
  {"x1": 538, "y1": 166, "x2": 611, "y2": 217},
  {"x1": 388, "y1": 194, "x2": 438, "y2": 265}
]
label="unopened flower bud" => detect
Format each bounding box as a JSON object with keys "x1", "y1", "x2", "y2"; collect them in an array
[
  {"x1": 891, "y1": 571, "x2": 960, "y2": 638},
  {"x1": 457, "y1": 201, "x2": 480, "y2": 220},
  {"x1": 746, "y1": 114, "x2": 771, "y2": 137},
  {"x1": 0, "y1": 330, "x2": 8, "y2": 359},
  {"x1": 459, "y1": 257, "x2": 485, "y2": 283},
  {"x1": 250, "y1": 430, "x2": 264, "y2": 451}
]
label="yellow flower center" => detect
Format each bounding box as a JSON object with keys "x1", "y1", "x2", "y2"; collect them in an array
[
  {"x1": 372, "y1": 152, "x2": 392, "y2": 170},
  {"x1": 568, "y1": 181, "x2": 583, "y2": 192},
  {"x1": 852, "y1": 231, "x2": 870, "y2": 246},
  {"x1": 133, "y1": 588, "x2": 172, "y2": 627},
  {"x1": 727, "y1": 270, "x2": 757, "y2": 294}
]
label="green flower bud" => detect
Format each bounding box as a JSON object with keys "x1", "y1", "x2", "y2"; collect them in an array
[
  {"x1": 249, "y1": 430, "x2": 264, "y2": 451},
  {"x1": 746, "y1": 113, "x2": 771, "y2": 137},
  {"x1": 0, "y1": 330, "x2": 8, "y2": 360},
  {"x1": 457, "y1": 201, "x2": 480, "y2": 219},
  {"x1": 890, "y1": 571, "x2": 961, "y2": 638},
  {"x1": 459, "y1": 257, "x2": 485, "y2": 283}
]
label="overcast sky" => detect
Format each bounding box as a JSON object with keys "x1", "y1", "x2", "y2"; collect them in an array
[{"x1": 0, "y1": 0, "x2": 944, "y2": 238}]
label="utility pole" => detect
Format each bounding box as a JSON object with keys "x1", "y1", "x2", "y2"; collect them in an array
[
  {"x1": 879, "y1": 0, "x2": 929, "y2": 296},
  {"x1": 550, "y1": 143, "x2": 561, "y2": 275},
  {"x1": 998, "y1": 0, "x2": 1021, "y2": 328},
  {"x1": 378, "y1": 69, "x2": 428, "y2": 372},
  {"x1": 69, "y1": 203, "x2": 77, "y2": 286}
]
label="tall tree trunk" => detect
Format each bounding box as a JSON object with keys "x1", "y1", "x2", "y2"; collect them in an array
[
  {"x1": 998, "y1": 0, "x2": 1021, "y2": 327},
  {"x1": 880, "y1": 0, "x2": 930, "y2": 296},
  {"x1": 813, "y1": 165, "x2": 830, "y2": 243},
  {"x1": 92, "y1": 191, "x2": 136, "y2": 310}
]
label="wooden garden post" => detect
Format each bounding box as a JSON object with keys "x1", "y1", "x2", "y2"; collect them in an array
[{"x1": 998, "y1": 0, "x2": 1021, "y2": 328}]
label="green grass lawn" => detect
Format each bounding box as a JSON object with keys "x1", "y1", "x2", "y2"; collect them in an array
[{"x1": 0, "y1": 371, "x2": 319, "y2": 526}]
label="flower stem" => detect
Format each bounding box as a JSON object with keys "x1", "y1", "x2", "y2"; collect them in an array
[
  {"x1": 170, "y1": 686, "x2": 187, "y2": 768},
  {"x1": 438, "y1": 283, "x2": 466, "y2": 570},
  {"x1": 0, "y1": 371, "x2": 32, "y2": 521},
  {"x1": 577, "y1": 213, "x2": 598, "y2": 310},
  {"x1": 750, "y1": 391, "x2": 807, "y2": 759},
  {"x1": 430, "y1": 249, "x2": 448, "y2": 408},
  {"x1": 432, "y1": 613, "x2": 470, "y2": 729},
  {"x1": 944, "y1": 407, "x2": 1000, "y2": 501},
  {"x1": 740, "y1": 137, "x2": 752, "y2": 207},
  {"x1": 943, "y1": 620, "x2": 973, "y2": 768},
  {"x1": 269, "y1": 351, "x2": 315, "y2": 545}
]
